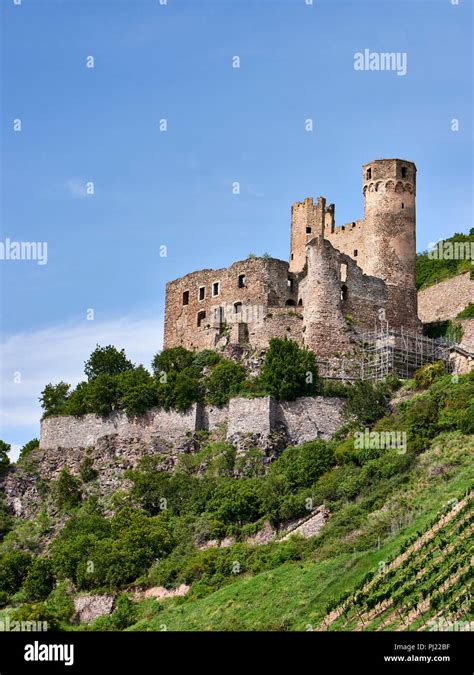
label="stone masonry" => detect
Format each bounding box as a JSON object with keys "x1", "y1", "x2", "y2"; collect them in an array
[{"x1": 164, "y1": 159, "x2": 421, "y2": 357}]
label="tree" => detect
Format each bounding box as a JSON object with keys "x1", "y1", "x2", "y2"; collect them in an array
[
  {"x1": 343, "y1": 380, "x2": 390, "y2": 425},
  {"x1": 84, "y1": 345, "x2": 134, "y2": 381},
  {"x1": 152, "y1": 347, "x2": 194, "y2": 376},
  {"x1": 39, "y1": 382, "x2": 70, "y2": 418},
  {"x1": 65, "y1": 382, "x2": 91, "y2": 416},
  {"x1": 18, "y1": 438, "x2": 40, "y2": 463},
  {"x1": 0, "y1": 440, "x2": 10, "y2": 473},
  {"x1": 116, "y1": 366, "x2": 157, "y2": 415},
  {"x1": 205, "y1": 360, "x2": 246, "y2": 406},
  {"x1": 155, "y1": 367, "x2": 202, "y2": 412},
  {"x1": 259, "y1": 338, "x2": 319, "y2": 401},
  {"x1": 85, "y1": 374, "x2": 119, "y2": 415},
  {"x1": 22, "y1": 557, "x2": 55, "y2": 601},
  {"x1": 54, "y1": 469, "x2": 82, "y2": 511}
]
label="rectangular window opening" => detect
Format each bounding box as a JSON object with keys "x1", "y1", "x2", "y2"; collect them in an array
[
  {"x1": 182, "y1": 291, "x2": 189, "y2": 306},
  {"x1": 212, "y1": 282, "x2": 220, "y2": 297},
  {"x1": 199, "y1": 286, "x2": 205, "y2": 301}
]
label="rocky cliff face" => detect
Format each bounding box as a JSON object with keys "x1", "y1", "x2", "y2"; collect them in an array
[{"x1": 1, "y1": 395, "x2": 344, "y2": 521}]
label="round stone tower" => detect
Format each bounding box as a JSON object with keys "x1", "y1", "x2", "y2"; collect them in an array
[{"x1": 362, "y1": 158, "x2": 419, "y2": 329}]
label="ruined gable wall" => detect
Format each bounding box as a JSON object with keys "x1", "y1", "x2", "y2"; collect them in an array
[{"x1": 164, "y1": 257, "x2": 296, "y2": 351}]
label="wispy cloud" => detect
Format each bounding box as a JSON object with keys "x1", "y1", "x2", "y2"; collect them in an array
[
  {"x1": 0, "y1": 313, "x2": 163, "y2": 460},
  {"x1": 65, "y1": 178, "x2": 88, "y2": 199}
]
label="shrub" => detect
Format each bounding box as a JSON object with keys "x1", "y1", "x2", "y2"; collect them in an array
[
  {"x1": 0, "y1": 440, "x2": 10, "y2": 473},
  {"x1": 205, "y1": 360, "x2": 246, "y2": 406},
  {"x1": 54, "y1": 469, "x2": 82, "y2": 511},
  {"x1": 268, "y1": 440, "x2": 335, "y2": 490},
  {"x1": 22, "y1": 557, "x2": 55, "y2": 601},
  {"x1": 79, "y1": 456, "x2": 98, "y2": 483},
  {"x1": 259, "y1": 338, "x2": 319, "y2": 401},
  {"x1": 152, "y1": 347, "x2": 194, "y2": 376},
  {"x1": 343, "y1": 380, "x2": 390, "y2": 425},
  {"x1": 156, "y1": 367, "x2": 202, "y2": 411},
  {"x1": 65, "y1": 382, "x2": 91, "y2": 416},
  {"x1": 193, "y1": 350, "x2": 223, "y2": 371},
  {"x1": 456, "y1": 302, "x2": 474, "y2": 319},
  {"x1": 85, "y1": 374, "x2": 119, "y2": 415},
  {"x1": 207, "y1": 479, "x2": 265, "y2": 525},
  {"x1": 116, "y1": 366, "x2": 157, "y2": 415},
  {"x1": 11, "y1": 603, "x2": 60, "y2": 631},
  {"x1": 18, "y1": 438, "x2": 40, "y2": 463},
  {"x1": 414, "y1": 361, "x2": 446, "y2": 390},
  {"x1": 0, "y1": 550, "x2": 32, "y2": 595},
  {"x1": 84, "y1": 345, "x2": 134, "y2": 381},
  {"x1": 39, "y1": 382, "x2": 70, "y2": 418}
]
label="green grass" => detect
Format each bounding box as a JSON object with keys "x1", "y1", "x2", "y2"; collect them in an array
[{"x1": 118, "y1": 433, "x2": 473, "y2": 632}]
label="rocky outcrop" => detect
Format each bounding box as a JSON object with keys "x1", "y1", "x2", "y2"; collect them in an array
[{"x1": 73, "y1": 594, "x2": 115, "y2": 623}]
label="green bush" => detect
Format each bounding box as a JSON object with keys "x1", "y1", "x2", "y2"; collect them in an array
[
  {"x1": 54, "y1": 469, "x2": 82, "y2": 511},
  {"x1": 193, "y1": 350, "x2": 223, "y2": 371},
  {"x1": 18, "y1": 438, "x2": 40, "y2": 463},
  {"x1": 22, "y1": 557, "x2": 55, "y2": 601},
  {"x1": 268, "y1": 439, "x2": 335, "y2": 490},
  {"x1": 343, "y1": 380, "x2": 390, "y2": 425},
  {"x1": 0, "y1": 550, "x2": 32, "y2": 595},
  {"x1": 84, "y1": 345, "x2": 134, "y2": 381},
  {"x1": 456, "y1": 302, "x2": 474, "y2": 318},
  {"x1": 116, "y1": 366, "x2": 157, "y2": 415},
  {"x1": 259, "y1": 338, "x2": 319, "y2": 401},
  {"x1": 414, "y1": 361, "x2": 446, "y2": 390},
  {"x1": 11, "y1": 603, "x2": 61, "y2": 631},
  {"x1": 205, "y1": 360, "x2": 246, "y2": 406},
  {"x1": 85, "y1": 374, "x2": 119, "y2": 415},
  {"x1": 207, "y1": 479, "x2": 265, "y2": 525},
  {"x1": 79, "y1": 456, "x2": 98, "y2": 483},
  {"x1": 152, "y1": 347, "x2": 194, "y2": 376},
  {"x1": 39, "y1": 382, "x2": 70, "y2": 418},
  {"x1": 0, "y1": 440, "x2": 10, "y2": 473}
]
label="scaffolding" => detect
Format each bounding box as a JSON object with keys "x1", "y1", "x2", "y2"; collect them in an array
[{"x1": 317, "y1": 325, "x2": 454, "y2": 382}]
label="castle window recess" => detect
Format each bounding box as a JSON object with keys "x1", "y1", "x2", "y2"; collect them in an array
[
  {"x1": 238, "y1": 274, "x2": 246, "y2": 288},
  {"x1": 341, "y1": 285, "x2": 348, "y2": 301},
  {"x1": 212, "y1": 282, "x2": 220, "y2": 297},
  {"x1": 340, "y1": 263, "x2": 348, "y2": 283},
  {"x1": 199, "y1": 287, "x2": 205, "y2": 301},
  {"x1": 401, "y1": 167, "x2": 407, "y2": 178},
  {"x1": 197, "y1": 311, "x2": 206, "y2": 327},
  {"x1": 182, "y1": 291, "x2": 189, "y2": 306},
  {"x1": 306, "y1": 227, "x2": 312, "y2": 234},
  {"x1": 401, "y1": 203, "x2": 404, "y2": 209},
  {"x1": 234, "y1": 302, "x2": 242, "y2": 314},
  {"x1": 366, "y1": 168, "x2": 372, "y2": 180},
  {"x1": 354, "y1": 249, "x2": 358, "y2": 257},
  {"x1": 287, "y1": 278, "x2": 294, "y2": 293}
]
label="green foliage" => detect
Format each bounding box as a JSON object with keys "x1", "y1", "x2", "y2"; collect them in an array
[
  {"x1": 207, "y1": 479, "x2": 265, "y2": 525},
  {"x1": 39, "y1": 382, "x2": 70, "y2": 418},
  {"x1": 50, "y1": 507, "x2": 174, "y2": 591},
  {"x1": 193, "y1": 350, "x2": 223, "y2": 371},
  {"x1": 259, "y1": 338, "x2": 319, "y2": 401},
  {"x1": 79, "y1": 456, "x2": 98, "y2": 483},
  {"x1": 11, "y1": 603, "x2": 61, "y2": 630},
  {"x1": 54, "y1": 469, "x2": 82, "y2": 512},
  {"x1": 0, "y1": 550, "x2": 32, "y2": 595},
  {"x1": 416, "y1": 230, "x2": 474, "y2": 290},
  {"x1": 152, "y1": 347, "x2": 194, "y2": 376},
  {"x1": 65, "y1": 381, "x2": 91, "y2": 416},
  {"x1": 18, "y1": 438, "x2": 39, "y2": 463},
  {"x1": 343, "y1": 380, "x2": 391, "y2": 425},
  {"x1": 156, "y1": 367, "x2": 202, "y2": 411},
  {"x1": 205, "y1": 360, "x2": 246, "y2": 406},
  {"x1": 414, "y1": 361, "x2": 446, "y2": 390},
  {"x1": 116, "y1": 366, "x2": 157, "y2": 415},
  {"x1": 456, "y1": 302, "x2": 474, "y2": 318},
  {"x1": 268, "y1": 440, "x2": 335, "y2": 490},
  {"x1": 0, "y1": 496, "x2": 13, "y2": 542},
  {"x1": 0, "y1": 440, "x2": 10, "y2": 473},
  {"x1": 84, "y1": 373, "x2": 119, "y2": 415},
  {"x1": 84, "y1": 344, "x2": 134, "y2": 381},
  {"x1": 22, "y1": 557, "x2": 55, "y2": 601}
]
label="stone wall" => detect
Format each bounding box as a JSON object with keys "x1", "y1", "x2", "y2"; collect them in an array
[
  {"x1": 40, "y1": 396, "x2": 343, "y2": 453},
  {"x1": 418, "y1": 272, "x2": 474, "y2": 323}
]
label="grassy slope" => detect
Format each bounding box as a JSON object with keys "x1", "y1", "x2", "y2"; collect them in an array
[{"x1": 124, "y1": 432, "x2": 473, "y2": 631}]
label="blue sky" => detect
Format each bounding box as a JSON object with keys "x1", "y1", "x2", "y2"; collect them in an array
[{"x1": 0, "y1": 0, "x2": 472, "y2": 457}]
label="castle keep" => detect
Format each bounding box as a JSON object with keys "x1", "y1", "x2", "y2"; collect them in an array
[{"x1": 164, "y1": 159, "x2": 420, "y2": 358}]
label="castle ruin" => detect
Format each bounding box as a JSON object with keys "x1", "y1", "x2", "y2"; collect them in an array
[{"x1": 164, "y1": 159, "x2": 421, "y2": 358}]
